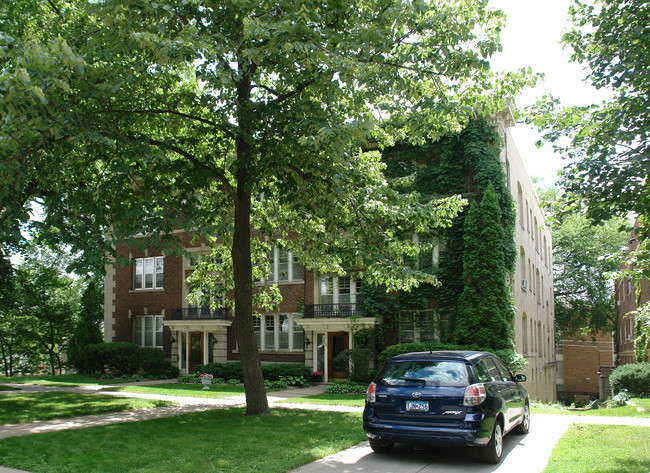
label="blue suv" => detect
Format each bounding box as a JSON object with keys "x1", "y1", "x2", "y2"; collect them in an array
[{"x1": 363, "y1": 351, "x2": 529, "y2": 463}]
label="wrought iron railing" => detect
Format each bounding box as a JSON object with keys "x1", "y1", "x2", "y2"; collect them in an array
[
  {"x1": 303, "y1": 303, "x2": 365, "y2": 319},
  {"x1": 171, "y1": 307, "x2": 229, "y2": 320}
]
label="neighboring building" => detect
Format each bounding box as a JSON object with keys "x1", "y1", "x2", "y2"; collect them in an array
[
  {"x1": 104, "y1": 105, "x2": 556, "y2": 402},
  {"x1": 616, "y1": 220, "x2": 650, "y2": 365},
  {"x1": 555, "y1": 334, "x2": 615, "y2": 402}
]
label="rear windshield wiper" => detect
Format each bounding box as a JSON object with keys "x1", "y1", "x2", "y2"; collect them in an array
[{"x1": 399, "y1": 377, "x2": 426, "y2": 386}]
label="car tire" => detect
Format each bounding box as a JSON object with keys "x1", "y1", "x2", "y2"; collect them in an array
[
  {"x1": 479, "y1": 421, "x2": 503, "y2": 464},
  {"x1": 514, "y1": 403, "x2": 530, "y2": 435},
  {"x1": 369, "y1": 438, "x2": 394, "y2": 454}
]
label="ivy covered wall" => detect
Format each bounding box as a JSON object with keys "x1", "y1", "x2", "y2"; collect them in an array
[{"x1": 368, "y1": 118, "x2": 516, "y2": 351}]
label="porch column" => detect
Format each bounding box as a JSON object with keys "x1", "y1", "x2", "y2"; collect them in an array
[
  {"x1": 323, "y1": 334, "x2": 329, "y2": 383},
  {"x1": 203, "y1": 332, "x2": 209, "y2": 366}
]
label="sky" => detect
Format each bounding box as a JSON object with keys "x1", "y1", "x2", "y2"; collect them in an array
[{"x1": 489, "y1": 0, "x2": 610, "y2": 187}]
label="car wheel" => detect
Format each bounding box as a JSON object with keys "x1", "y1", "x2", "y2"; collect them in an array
[
  {"x1": 514, "y1": 403, "x2": 530, "y2": 435},
  {"x1": 369, "y1": 438, "x2": 394, "y2": 454},
  {"x1": 479, "y1": 421, "x2": 503, "y2": 464}
]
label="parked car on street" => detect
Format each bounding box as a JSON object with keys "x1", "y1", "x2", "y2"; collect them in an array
[{"x1": 363, "y1": 350, "x2": 530, "y2": 463}]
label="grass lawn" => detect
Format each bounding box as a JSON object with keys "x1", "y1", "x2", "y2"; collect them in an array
[
  {"x1": 0, "y1": 374, "x2": 121, "y2": 387},
  {"x1": 277, "y1": 393, "x2": 365, "y2": 407},
  {"x1": 531, "y1": 400, "x2": 650, "y2": 417},
  {"x1": 0, "y1": 392, "x2": 175, "y2": 425},
  {"x1": 0, "y1": 408, "x2": 366, "y2": 473},
  {"x1": 628, "y1": 398, "x2": 650, "y2": 411},
  {"x1": 103, "y1": 383, "x2": 256, "y2": 398},
  {"x1": 543, "y1": 424, "x2": 650, "y2": 473},
  {"x1": 0, "y1": 385, "x2": 20, "y2": 391}
]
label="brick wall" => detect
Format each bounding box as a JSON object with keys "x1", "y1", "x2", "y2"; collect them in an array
[{"x1": 558, "y1": 334, "x2": 614, "y2": 397}]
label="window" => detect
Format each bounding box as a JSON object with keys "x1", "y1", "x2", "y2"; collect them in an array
[
  {"x1": 254, "y1": 314, "x2": 304, "y2": 351},
  {"x1": 522, "y1": 314, "x2": 528, "y2": 354},
  {"x1": 378, "y1": 360, "x2": 470, "y2": 387},
  {"x1": 319, "y1": 276, "x2": 362, "y2": 305},
  {"x1": 517, "y1": 183, "x2": 524, "y2": 227},
  {"x1": 134, "y1": 256, "x2": 164, "y2": 290},
  {"x1": 491, "y1": 356, "x2": 513, "y2": 381},
  {"x1": 399, "y1": 311, "x2": 438, "y2": 344},
  {"x1": 413, "y1": 234, "x2": 445, "y2": 268},
  {"x1": 134, "y1": 315, "x2": 163, "y2": 347},
  {"x1": 257, "y1": 248, "x2": 303, "y2": 283}
]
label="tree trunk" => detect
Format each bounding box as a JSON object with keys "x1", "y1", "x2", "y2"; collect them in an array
[{"x1": 232, "y1": 176, "x2": 270, "y2": 415}]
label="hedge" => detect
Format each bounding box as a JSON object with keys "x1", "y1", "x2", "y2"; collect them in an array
[
  {"x1": 609, "y1": 362, "x2": 650, "y2": 396},
  {"x1": 195, "y1": 362, "x2": 312, "y2": 382},
  {"x1": 84, "y1": 342, "x2": 178, "y2": 378}
]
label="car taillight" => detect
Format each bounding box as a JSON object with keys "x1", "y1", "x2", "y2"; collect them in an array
[
  {"x1": 366, "y1": 382, "x2": 377, "y2": 403},
  {"x1": 463, "y1": 383, "x2": 486, "y2": 406}
]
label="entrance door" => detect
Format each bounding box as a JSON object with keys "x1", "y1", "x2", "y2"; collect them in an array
[
  {"x1": 189, "y1": 332, "x2": 203, "y2": 372},
  {"x1": 327, "y1": 332, "x2": 349, "y2": 379}
]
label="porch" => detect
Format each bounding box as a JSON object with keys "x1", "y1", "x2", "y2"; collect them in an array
[
  {"x1": 298, "y1": 303, "x2": 375, "y2": 383},
  {"x1": 165, "y1": 308, "x2": 232, "y2": 374}
]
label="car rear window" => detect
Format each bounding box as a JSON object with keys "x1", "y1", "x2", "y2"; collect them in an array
[{"x1": 378, "y1": 360, "x2": 470, "y2": 387}]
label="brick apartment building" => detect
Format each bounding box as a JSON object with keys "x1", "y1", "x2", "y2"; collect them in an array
[
  {"x1": 616, "y1": 220, "x2": 650, "y2": 365},
  {"x1": 104, "y1": 106, "x2": 556, "y2": 401}
]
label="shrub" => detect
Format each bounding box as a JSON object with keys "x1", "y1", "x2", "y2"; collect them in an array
[
  {"x1": 178, "y1": 375, "x2": 201, "y2": 384},
  {"x1": 603, "y1": 391, "x2": 631, "y2": 408},
  {"x1": 213, "y1": 377, "x2": 226, "y2": 384},
  {"x1": 131, "y1": 347, "x2": 180, "y2": 378},
  {"x1": 227, "y1": 378, "x2": 240, "y2": 385},
  {"x1": 86, "y1": 342, "x2": 140, "y2": 374},
  {"x1": 261, "y1": 363, "x2": 312, "y2": 381},
  {"x1": 196, "y1": 362, "x2": 243, "y2": 382},
  {"x1": 265, "y1": 379, "x2": 288, "y2": 389},
  {"x1": 195, "y1": 362, "x2": 312, "y2": 383},
  {"x1": 609, "y1": 363, "x2": 650, "y2": 396},
  {"x1": 324, "y1": 382, "x2": 368, "y2": 394}
]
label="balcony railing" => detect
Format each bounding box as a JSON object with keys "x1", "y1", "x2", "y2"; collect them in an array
[
  {"x1": 171, "y1": 307, "x2": 229, "y2": 320},
  {"x1": 303, "y1": 303, "x2": 365, "y2": 319}
]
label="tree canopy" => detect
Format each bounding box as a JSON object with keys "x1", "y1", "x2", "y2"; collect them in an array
[
  {"x1": 528, "y1": 0, "x2": 650, "y2": 227},
  {"x1": 538, "y1": 185, "x2": 628, "y2": 339},
  {"x1": 1, "y1": 0, "x2": 534, "y2": 414}
]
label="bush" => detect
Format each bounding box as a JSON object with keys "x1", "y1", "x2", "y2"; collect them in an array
[
  {"x1": 196, "y1": 362, "x2": 243, "y2": 382},
  {"x1": 195, "y1": 362, "x2": 312, "y2": 383},
  {"x1": 377, "y1": 342, "x2": 526, "y2": 374},
  {"x1": 261, "y1": 363, "x2": 312, "y2": 381},
  {"x1": 131, "y1": 347, "x2": 180, "y2": 378},
  {"x1": 83, "y1": 343, "x2": 178, "y2": 379},
  {"x1": 609, "y1": 362, "x2": 650, "y2": 396},
  {"x1": 324, "y1": 382, "x2": 368, "y2": 394},
  {"x1": 177, "y1": 375, "x2": 201, "y2": 384},
  {"x1": 86, "y1": 342, "x2": 140, "y2": 374}
]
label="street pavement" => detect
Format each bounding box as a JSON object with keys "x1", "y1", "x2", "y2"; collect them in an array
[{"x1": 1, "y1": 381, "x2": 649, "y2": 473}]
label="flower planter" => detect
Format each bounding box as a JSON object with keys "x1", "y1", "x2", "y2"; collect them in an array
[{"x1": 200, "y1": 374, "x2": 213, "y2": 390}]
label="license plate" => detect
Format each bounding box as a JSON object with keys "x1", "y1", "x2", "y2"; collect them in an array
[{"x1": 406, "y1": 400, "x2": 429, "y2": 412}]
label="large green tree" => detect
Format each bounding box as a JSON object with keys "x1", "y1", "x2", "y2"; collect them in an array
[
  {"x1": 454, "y1": 183, "x2": 514, "y2": 349},
  {"x1": 16, "y1": 246, "x2": 81, "y2": 375},
  {"x1": 538, "y1": 186, "x2": 628, "y2": 339},
  {"x1": 0, "y1": 0, "x2": 533, "y2": 413},
  {"x1": 529, "y1": 0, "x2": 650, "y2": 226}
]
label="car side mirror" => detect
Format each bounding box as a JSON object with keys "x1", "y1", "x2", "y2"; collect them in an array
[{"x1": 514, "y1": 374, "x2": 527, "y2": 383}]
